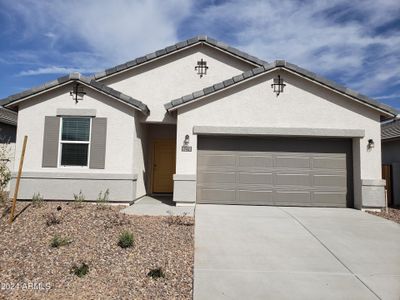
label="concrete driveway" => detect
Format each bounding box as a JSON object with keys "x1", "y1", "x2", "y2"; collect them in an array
[{"x1": 194, "y1": 205, "x2": 400, "y2": 300}]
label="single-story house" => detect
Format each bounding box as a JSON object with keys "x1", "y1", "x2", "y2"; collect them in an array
[
  {"x1": 0, "y1": 107, "x2": 17, "y2": 174},
  {"x1": 1, "y1": 36, "x2": 398, "y2": 209},
  {"x1": 381, "y1": 118, "x2": 400, "y2": 206}
]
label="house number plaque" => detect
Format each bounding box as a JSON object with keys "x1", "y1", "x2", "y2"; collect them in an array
[{"x1": 181, "y1": 145, "x2": 192, "y2": 152}]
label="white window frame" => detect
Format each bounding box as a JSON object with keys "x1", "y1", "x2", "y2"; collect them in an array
[{"x1": 58, "y1": 116, "x2": 92, "y2": 168}]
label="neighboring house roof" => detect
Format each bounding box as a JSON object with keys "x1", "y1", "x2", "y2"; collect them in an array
[
  {"x1": 93, "y1": 35, "x2": 267, "y2": 81},
  {"x1": 382, "y1": 118, "x2": 400, "y2": 140},
  {"x1": 1, "y1": 73, "x2": 149, "y2": 115},
  {"x1": 164, "y1": 60, "x2": 398, "y2": 118},
  {"x1": 0, "y1": 108, "x2": 17, "y2": 126}
]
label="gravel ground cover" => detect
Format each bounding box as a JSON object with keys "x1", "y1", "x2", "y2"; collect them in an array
[
  {"x1": 0, "y1": 200, "x2": 194, "y2": 299},
  {"x1": 367, "y1": 207, "x2": 400, "y2": 224}
]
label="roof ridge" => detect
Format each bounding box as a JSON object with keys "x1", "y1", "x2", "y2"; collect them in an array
[
  {"x1": 1, "y1": 73, "x2": 149, "y2": 114},
  {"x1": 164, "y1": 60, "x2": 399, "y2": 117},
  {"x1": 92, "y1": 35, "x2": 267, "y2": 80}
]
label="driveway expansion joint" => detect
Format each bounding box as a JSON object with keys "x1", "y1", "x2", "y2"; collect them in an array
[{"x1": 279, "y1": 207, "x2": 382, "y2": 300}]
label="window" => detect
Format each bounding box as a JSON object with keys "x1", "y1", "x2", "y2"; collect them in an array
[{"x1": 60, "y1": 117, "x2": 91, "y2": 166}]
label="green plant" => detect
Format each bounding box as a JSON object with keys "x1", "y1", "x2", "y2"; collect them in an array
[
  {"x1": 45, "y1": 212, "x2": 61, "y2": 226},
  {"x1": 118, "y1": 231, "x2": 134, "y2": 248},
  {"x1": 73, "y1": 190, "x2": 85, "y2": 207},
  {"x1": 50, "y1": 235, "x2": 72, "y2": 248},
  {"x1": 147, "y1": 267, "x2": 165, "y2": 279},
  {"x1": 96, "y1": 188, "x2": 110, "y2": 208},
  {"x1": 71, "y1": 263, "x2": 89, "y2": 278},
  {"x1": 32, "y1": 193, "x2": 44, "y2": 207}
]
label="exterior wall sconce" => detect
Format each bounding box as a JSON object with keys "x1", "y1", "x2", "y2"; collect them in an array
[
  {"x1": 70, "y1": 83, "x2": 86, "y2": 103},
  {"x1": 184, "y1": 134, "x2": 190, "y2": 145},
  {"x1": 367, "y1": 139, "x2": 375, "y2": 150},
  {"x1": 195, "y1": 59, "x2": 208, "y2": 78},
  {"x1": 271, "y1": 75, "x2": 286, "y2": 96},
  {"x1": 181, "y1": 134, "x2": 192, "y2": 152}
]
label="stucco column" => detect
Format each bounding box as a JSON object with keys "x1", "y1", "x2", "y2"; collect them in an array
[{"x1": 173, "y1": 121, "x2": 197, "y2": 205}]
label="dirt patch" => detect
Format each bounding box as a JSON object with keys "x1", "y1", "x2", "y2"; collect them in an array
[
  {"x1": 0, "y1": 201, "x2": 194, "y2": 299},
  {"x1": 367, "y1": 207, "x2": 400, "y2": 224}
]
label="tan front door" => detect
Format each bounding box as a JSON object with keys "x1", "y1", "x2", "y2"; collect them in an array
[{"x1": 152, "y1": 139, "x2": 176, "y2": 193}]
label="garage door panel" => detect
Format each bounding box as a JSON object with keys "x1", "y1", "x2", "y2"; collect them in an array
[
  {"x1": 275, "y1": 156, "x2": 311, "y2": 168},
  {"x1": 197, "y1": 172, "x2": 236, "y2": 184},
  {"x1": 238, "y1": 190, "x2": 274, "y2": 204},
  {"x1": 238, "y1": 172, "x2": 273, "y2": 184},
  {"x1": 312, "y1": 156, "x2": 347, "y2": 170},
  {"x1": 197, "y1": 154, "x2": 236, "y2": 167},
  {"x1": 275, "y1": 173, "x2": 311, "y2": 186},
  {"x1": 238, "y1": 155, "x2": 273, "y2": 168},
  {"x1": 313, "y1": 174, "x2": 346, "y2": 188},
  {"x1": 274, "y1": 191, "x2": 311, "y2": 205},
  {"x1": 198, "y1": 188, "x2": 236, "y2": 204},
  {"x1": 197, "y1": 136, "x2": 352, "y2": 207},
  {"x1": 313, "y1": 192, "x2": 347, "y2": 207}
]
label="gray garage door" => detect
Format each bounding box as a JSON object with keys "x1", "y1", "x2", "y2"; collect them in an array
[{"x1": 197, "y1": 136, "x2": 353, "y2": 207}]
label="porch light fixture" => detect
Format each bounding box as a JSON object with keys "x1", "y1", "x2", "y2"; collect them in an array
[
  {"x1": 70, "y1": 83, "x2": 86, "y2": 103},
  {"x1": 367, "y1": 139, "x2": 375, "y2": 150},
  {"x1": 184, "y1": 134, "x2": 190, "y2": 145},
  {"x1": 195, "y1": 59, "x2": 208, "y2": 78},
  {"x1": 271, "y1": 75, "x2": 286, "y2": 96},
  {"x1": 181, "y1": 134, "x2": 192, "y2": 152}
]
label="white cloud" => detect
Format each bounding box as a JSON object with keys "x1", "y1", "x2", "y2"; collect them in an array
[
  {"x1": 190, "y1": 0, "x2": 400, "y2": 96},
  {"x1": 17, "y1": 66, "x2": 98, "y2": 76},
  {"x1": 3, "y1": 0, "x2": 400, "y2": 105},
  {"x1": 5, "y1": 0, "x2": 193, "y2": 68}
]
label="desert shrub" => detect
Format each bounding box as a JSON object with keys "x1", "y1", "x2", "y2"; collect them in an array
[
  {"x1": 166, "y1": 211, "x2": 193, "y2": 226},
  {"x1": 147, "y1": 267, "x2": 165, "y2": 279},
  {"x1": 96, "y1": 188, "x2": 110, "y2": 208},
  {"x1": 32, "y1": 193, "x2": 44, "y2": 207},
  {"x1": 50, "y1": 235, "x2": 72, "y2": 248},
  {"x1": 0, "y1": 141, "x2": 11, "y2": 202},
  {"x1": 71, "y1": 263, "x2": 89, "y2": 278},
  {"x1": 105, "y1": 212, "x2": 131, "y2": 228},
  {"x1": 45, "y1": 212, "x2": 61, "y2": 226},
  {"x1": 73, "y1": 190, "x2": 85, "y2": 208},
  {"x1": 118, "y1": 231, "x2": 134, "y2": 248}
]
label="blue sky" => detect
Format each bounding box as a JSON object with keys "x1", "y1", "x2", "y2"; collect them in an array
[{"x1": 0, "y1": 0, "x2": 399, "y2": 109}]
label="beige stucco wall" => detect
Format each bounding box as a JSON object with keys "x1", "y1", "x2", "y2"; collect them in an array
[
  {"x1": 175, "y1": 70, "x2": 383, "y2": 207},
  {"x1": 14, "y1": 83, "x2": 138, "y2": 175},
  {"x1": 101, "y1": 44, "x2": 255, "y2": 123},
  {"x1": 11, "y1": 83, "x2": 145, "y2": 201}
]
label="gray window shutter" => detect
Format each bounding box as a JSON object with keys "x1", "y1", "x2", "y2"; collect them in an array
[
  {"x1": 89, "y1": 118, "x2": 107, "y2": 169},
  {"x1": 42, "y1": 116, "x2": 60, "y2": 167}
]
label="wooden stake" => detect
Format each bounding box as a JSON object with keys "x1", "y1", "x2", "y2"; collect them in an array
[{"x1": 9, "y1": 135, "x2": 28, "y2": 224}]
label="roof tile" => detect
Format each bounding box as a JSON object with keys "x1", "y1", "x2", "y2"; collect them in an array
[
  {"x1": 164, "y1": 60, "x2": 399, "y2": 116},
  {"x1": 1, "y1": 73, "x2": 149, "y2": 115}
]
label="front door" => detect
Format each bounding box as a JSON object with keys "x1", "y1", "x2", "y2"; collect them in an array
[{"x1": 152, "y1": 139, "x2": 176, "y2": 193}]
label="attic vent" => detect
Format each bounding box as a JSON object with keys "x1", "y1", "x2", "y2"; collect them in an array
[{"x1": 195, "y1": 59, "x2": 208, "y2": 78}]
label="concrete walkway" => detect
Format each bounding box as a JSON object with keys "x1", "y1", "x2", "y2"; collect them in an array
[
  {"x1": 121, "y1": 196, "x2": 194, "y2": 216},
  {"x1": 194, "y1": 205, "x2": 400, "y2": 300}
]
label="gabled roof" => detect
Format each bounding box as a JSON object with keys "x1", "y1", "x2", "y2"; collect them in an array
[
  {"x1": 164, "y1": 60, "x2": 398, "y2": 117},
  {"x1": 0, "y1": 108, "x2": 17, "y2": 126},
  {"x1": 93, "y1": 35, "x2": 267, "y2": 81},
  {"x1": 382, "y1": 118, "x2": 400, "y2": 140},
  {"x1": 1, "y1": 73, "x2": 149, "y2": 115}
]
